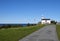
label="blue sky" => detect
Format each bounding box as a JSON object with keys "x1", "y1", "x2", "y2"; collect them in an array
[{"x1": 0, "y1": 0, "x2": 60, "y2": 24}]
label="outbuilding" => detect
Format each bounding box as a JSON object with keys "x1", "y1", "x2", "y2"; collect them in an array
[{"x1": 41, "y1": 16, "x2": 51, "y2": 24}]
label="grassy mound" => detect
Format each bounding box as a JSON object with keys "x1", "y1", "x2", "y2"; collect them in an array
[
  {"x1": 0, "y1": 24, "x2": 44, "y2": 41},
  {"x1": 56, "y1": 25, "x2": 60, "y2": 40}
]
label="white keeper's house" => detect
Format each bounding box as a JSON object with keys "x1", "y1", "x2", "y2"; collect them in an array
[{"x1": 41, "y1": 16, "x2": 51, "y2": 24}]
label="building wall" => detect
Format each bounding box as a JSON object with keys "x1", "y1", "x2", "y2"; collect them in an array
[{"x1": 41, "y1": 20, "x2": 51, "y2": 24}]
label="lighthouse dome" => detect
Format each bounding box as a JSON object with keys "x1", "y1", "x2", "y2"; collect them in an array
[{"x1": 41, "y1": 16, "x2": 45, "y2": 19}]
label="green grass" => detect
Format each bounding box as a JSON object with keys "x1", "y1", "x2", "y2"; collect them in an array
[
  {"x1": 56, "y1": 25, "x2": 60, "y2": 40},
  {"x1": 0, "y1": 24, "x2": 44, "y2": 41}
]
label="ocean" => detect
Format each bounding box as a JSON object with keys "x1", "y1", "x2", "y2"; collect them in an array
[
  {"x1": 0, "y1": 24, "x2": 36, "y2": 27},
  {"x1": 0, "y1": 24, "x2": 27, "y2": 27}
]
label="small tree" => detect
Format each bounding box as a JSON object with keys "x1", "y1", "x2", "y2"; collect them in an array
[
  {"x1": 51, "y1": 21, "x2": 57, "y2": 24},
  {"x1": 27, "y1": 23, "x2": 30, "y2": 26}
]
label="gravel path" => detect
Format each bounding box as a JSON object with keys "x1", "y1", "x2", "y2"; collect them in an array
[{"x1": 19, "y1": 25, "x2": 59, "y2": 41}]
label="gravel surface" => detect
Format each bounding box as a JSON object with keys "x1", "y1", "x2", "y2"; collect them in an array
[{"x1": 19, "y1": 25, "x2": 59, "y2": 41}]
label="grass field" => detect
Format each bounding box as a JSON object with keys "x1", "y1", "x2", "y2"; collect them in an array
[
  {"x1": 0, "y1": 24, "x2": 44, "y2": 41},
  {"x1": 56, "y1": 25, "x2": 60, "y2": 40}
]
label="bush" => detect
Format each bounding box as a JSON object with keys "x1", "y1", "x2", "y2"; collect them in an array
[
  {"x1": 0, "y1": 24, "x2": 23, "y2": 29},
  {"x1": 27, "y1": 23, "x2": 36, "y2": 26},
  {"x1": 51, "y1": 21, "x2": 57, "y2": 24}
]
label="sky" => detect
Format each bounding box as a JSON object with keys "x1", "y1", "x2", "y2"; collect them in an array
[{"x1": 0, "y1": 0, "x2": 60, "y2": 24}]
